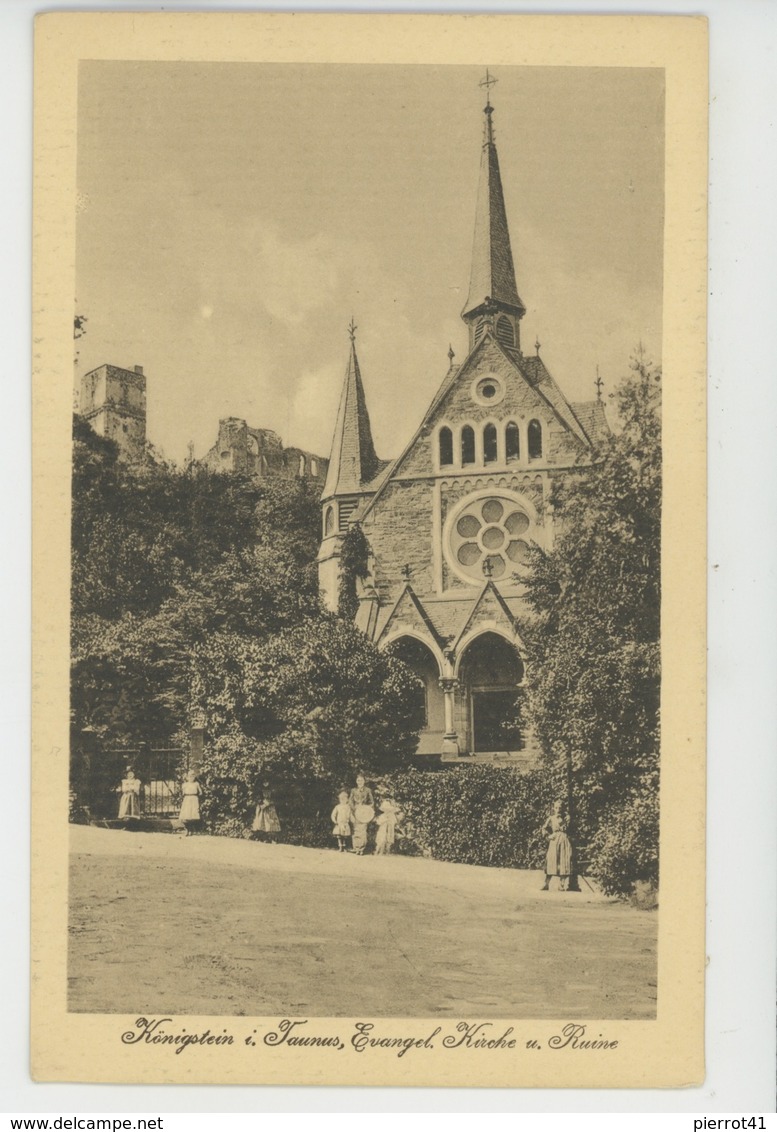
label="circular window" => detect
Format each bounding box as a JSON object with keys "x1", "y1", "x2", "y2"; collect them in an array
[
  {"x1": 471, "y1": 374, "x2": 505, "y2": 407},
  {"x1": 447, "y1": 494, "x2": 534, "y2": 584}
]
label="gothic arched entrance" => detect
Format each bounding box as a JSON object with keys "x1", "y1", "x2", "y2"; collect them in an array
[
  {"x1": 458, "y1": 632, "x2": 524, "y2": 753},
  {"x1": 385, "y1": 635, "x2": 445, "y2": 755}
]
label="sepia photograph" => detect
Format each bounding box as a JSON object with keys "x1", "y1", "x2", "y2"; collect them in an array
[{"x1": 31, "y1": 12, "x2": 707, "y2": 1088}]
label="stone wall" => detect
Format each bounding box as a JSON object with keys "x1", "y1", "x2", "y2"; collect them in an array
[{"x1": 201, "y1": 417, "x2": 328, "y2": 483}]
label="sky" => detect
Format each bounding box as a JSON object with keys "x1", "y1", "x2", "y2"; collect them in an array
[{"x1": 75, "y1": 63, "x2": 664, "y2": 466}]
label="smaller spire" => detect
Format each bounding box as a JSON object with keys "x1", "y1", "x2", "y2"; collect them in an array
[{"x1": 595, "y1": 365, "x2": 604, "y2": 402}]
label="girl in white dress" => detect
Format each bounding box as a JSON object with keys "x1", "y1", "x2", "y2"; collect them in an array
[{"x1": 178, "y1": 770, "x2": 202, "y2": 834}]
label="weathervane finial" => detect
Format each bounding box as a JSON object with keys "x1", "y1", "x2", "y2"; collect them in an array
[{"x1": 348, "y1": 317, "x2": 357, "y2": 344}]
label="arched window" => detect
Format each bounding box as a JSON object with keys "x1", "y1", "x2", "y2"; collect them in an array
[
  {"x1": 495, "y1": 315, "x2": 515, "y2": 349},
  {"x1": 528, "y1": 419, "x2": 543, "y2": 459},
  {"x1": 505, "y1": 421, "x2": 520, "y2": 462},
  {"x1": 324, "y1": 505, "x2": 335, "y2": 536},
  {"x1": 461, "y1": 425, "x2": 476, "y2": 466},
  {"x1": 311, "y1": 459, "x2": 318, "y2": 477},
  {"x1": 298, "y1": 454, "x2": 306, "y2": 476},
  {"x1": 439, "y1": 426, "x2": 453, "y2": 466},
  {"x1": 473, "y1": 317, "x2": 487, "y2": 345},
  {"x1": 483, "y1": 423, "x2": 497, "y2": 464}
]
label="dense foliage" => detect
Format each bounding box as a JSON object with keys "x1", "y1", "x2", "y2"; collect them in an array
[
  {"x1": 521, "y1": 356, "x2": 662, "y2": 895},
  {"x1": 375, "y1": 766, "x2": 554, "y2": 868},
  {"x1": 337, "y1": 522, "x2": 370, "y2": 620},
  {"x1": 71, "y1": 418, "x2": 422, "y2": 798}
]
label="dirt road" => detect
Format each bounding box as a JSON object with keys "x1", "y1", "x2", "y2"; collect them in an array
[{"x1": 68, "y1": 825, "x2": 656, "y2": 1019}]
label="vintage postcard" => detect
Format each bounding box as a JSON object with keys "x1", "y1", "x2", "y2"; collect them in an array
[{"x1": 32, "y1": 13, "x2": 707, "y2": 1087}]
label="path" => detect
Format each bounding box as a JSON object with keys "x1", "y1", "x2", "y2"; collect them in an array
[{"x1": 68, "y1": 825, "x2": 657, "y2": 1019}]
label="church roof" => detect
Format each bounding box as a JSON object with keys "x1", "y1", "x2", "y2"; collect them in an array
[
  {"x1": 462, "y1": 105, "x2": 525, "y2": 320},
  {"x1": 322, "y1": 336, "x2": 380, "y2": 499},
  {"x1": 513, "y1": 351, "x2": 591, "y2": 445},
  {"x1": 569, "y1": 399, "x2": 611, "y2": 447}
]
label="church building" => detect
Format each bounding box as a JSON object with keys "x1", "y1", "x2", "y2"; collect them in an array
[{"x1": 318, "y1": 86, "x2": 609, "y2": 765}]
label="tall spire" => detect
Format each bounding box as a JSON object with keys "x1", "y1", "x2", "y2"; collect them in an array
[
  {"x1": 322, "y1": 322, "x2": 379, "y2": 498},
  {"x1": 462, "y1": 74, "x2": 525, "y2": 331}
]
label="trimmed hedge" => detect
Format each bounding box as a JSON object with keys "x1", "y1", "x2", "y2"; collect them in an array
[{"x1": 374, "y1": 765, "x2": 554, "y2": 870}]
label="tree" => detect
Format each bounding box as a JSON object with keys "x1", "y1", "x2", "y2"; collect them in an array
[
  {"x1": 521, "y1": 355, "x2": 661, "y2": 895},
  {"x1": 193, "y1": 617, "x2": 425, "y2": 832},
  {"x1": 70, "y1": 415, "x2": 322, "y2": 742}
]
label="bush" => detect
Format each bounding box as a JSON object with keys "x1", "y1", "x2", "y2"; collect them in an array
[
  {"x1": 374, "y1": 765, "x2": 554, "y2": 869},
  {"x1": 586, "y1": 788, "x2": 659, "y2": 897}
]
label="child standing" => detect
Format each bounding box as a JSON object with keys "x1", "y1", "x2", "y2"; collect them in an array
[
  {"x1": 331, "y1": 790, "x2": 352, "y2": 852},
  {"x1": 252, "y1": 785, "x2": 282, "y2": 843},
  {"x1": 374, "y1": 798, "x2": 402, "y2": 856},
  {"x1": 178, "y1": 770, "x2": 202, "y2": 835}
]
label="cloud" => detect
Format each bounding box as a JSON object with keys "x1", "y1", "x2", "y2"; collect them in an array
[
  {"x1": 249, "y1": 223, "x2": 340, "y2": 325},
  {"x1": 290, "y1": 360, "x2": 344, "y2": 456}
]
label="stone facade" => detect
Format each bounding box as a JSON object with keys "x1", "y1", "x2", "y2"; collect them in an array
[
  {"x1": 201, "y1": 417, "x2": 328, "y2": 485},
  {"x1": 79, "y1": 363, "x2": 147, "y2": 463},
  {"x1": 323, "y1": 94, "x2": 611, "y2": 764}
]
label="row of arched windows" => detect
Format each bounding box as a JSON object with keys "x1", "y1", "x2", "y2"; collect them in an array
[{"x1": 439, "y1": 420, "x2": 543, "y2": 468}]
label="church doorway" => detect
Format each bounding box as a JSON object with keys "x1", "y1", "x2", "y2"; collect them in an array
[
  {"x1": 459, "y1": 632, "x2": 524, "y2": 753},
  {"x1": 385, "y1": 636, "x2": 444, "y2": 755}
]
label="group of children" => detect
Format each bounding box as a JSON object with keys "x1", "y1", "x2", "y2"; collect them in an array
[
  {"x1": 117, "y1": 766, "x2": 402, "y2": 856},
  {"x1": 331, "y1": 776, "x2": 403, "y2": 856}
]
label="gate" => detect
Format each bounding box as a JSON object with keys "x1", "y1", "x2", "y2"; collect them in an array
[{"x1": 104, "y1": 745, "x2": 187, "y2": 818}]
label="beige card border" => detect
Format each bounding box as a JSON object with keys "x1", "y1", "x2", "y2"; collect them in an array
[{"x1": 32, "y1": 12, "x2": 707, "y2": 1088}]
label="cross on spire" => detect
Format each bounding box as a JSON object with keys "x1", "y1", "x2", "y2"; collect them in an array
[
  {"x1": 348, "y1": 317, "x2": 357, "y2": 343},
  {"x1": 479, "y1": 68, "x2": 498, "y2": 105},
  {"x1": 482, "y1": 558, "x2": 494, "y2": 579},
  {"x1": 535, "y1": 336, "x2": 541, "y2": 356},
  {"x1": 595, "y1": 365, "x2": 604, "y2": 402},
  {"x1": 400, "y1": 563, "x2": 412, "y2": 581},
  {"x1": 448, "y1": 343, "x2": 455, "y2": 364}
]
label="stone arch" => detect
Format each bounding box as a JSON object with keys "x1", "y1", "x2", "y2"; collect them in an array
[
  {"x1": 495, "y1": 315, "x2": 515, "y2": 349},
  {"x1": 505, "y1": 420, "x2": 520, "y2": 462},
  {"x1": 528, "y1": 418, "x2": 543, "y2": 459},
  {"x1": 461, "y1": 425, "x2": 476, "y2": 466},
  {"x1": 438, "y1": 425, "x2": 453, "y2": 467},
  {"x1": 483, "y1": 421, "x2": 498, "y2": 464},
  {"x1": 382, "y1": 633, "x2": 446, "y2": 752},
  {"x1": 456, "y1": 630, "x2": 526, "y2": 753},
  {"x1": 324, "y1": 504, "x2": 335, "y2": 536}
]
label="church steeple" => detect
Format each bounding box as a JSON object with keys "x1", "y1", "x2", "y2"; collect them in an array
[
  {"x1": 462, "y1": 73, "x2": 525, "y2": 354},
  {"x1": 321, "y1": 320, "x2": 379, "y2": 500}
]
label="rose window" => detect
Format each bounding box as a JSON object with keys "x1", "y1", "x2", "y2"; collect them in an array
[{"x1": 448, "y1": 495, "x2": 533, "y2": 582}]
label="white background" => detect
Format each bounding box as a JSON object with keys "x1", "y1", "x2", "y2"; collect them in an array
[{"x1": 2, "y1": 0, "x2": 775, "y2": 1116}]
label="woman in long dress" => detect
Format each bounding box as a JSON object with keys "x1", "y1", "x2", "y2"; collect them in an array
[
  {"x1": 117, "y1": 768, "x2": 142, "y2": 819},
  {"x1": 178, "y1": 770, "x2": 202, "y2": 834},
  {"x1": 348, "y1": 773, "x2": 374, "y2": 855},
  {"x1": 541, "y1": 799, "x2": 573, "y2": 890}
]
